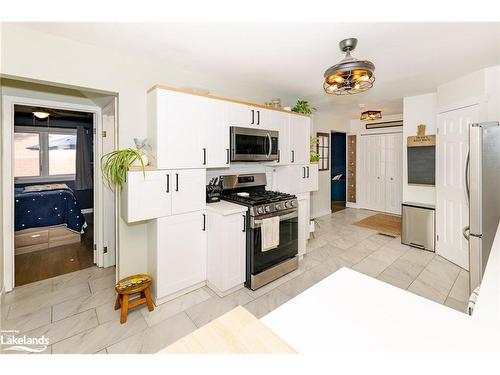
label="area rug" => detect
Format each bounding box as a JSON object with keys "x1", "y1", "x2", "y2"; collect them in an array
[{"x1": 352, "y1": 213, "x2": 401, "y2": 237}]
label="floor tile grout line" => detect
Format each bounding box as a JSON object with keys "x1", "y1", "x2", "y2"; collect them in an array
[
  {"x1": 443, "y1": 268, "x2": 464, "y2": 303},
  {"x1": 405, "y1": 255, "x2": 437, "y2": 291}
]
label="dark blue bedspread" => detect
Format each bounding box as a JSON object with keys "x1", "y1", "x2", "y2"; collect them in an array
[{"x1": 15, "y1": 188, "x2": 86, "y2": 233}]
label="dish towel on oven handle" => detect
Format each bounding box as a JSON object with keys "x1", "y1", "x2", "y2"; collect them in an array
[{"x1": 261, "y1": 216, "x2": 280, "y2": 251}]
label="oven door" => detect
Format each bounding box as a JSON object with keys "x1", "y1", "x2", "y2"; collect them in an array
[
  {"x1": 230, "y1": 126, "x2": 279, "y2": 162},
  {"x1": 248, "y1": 209, "x2": 298, "y2": 276}
]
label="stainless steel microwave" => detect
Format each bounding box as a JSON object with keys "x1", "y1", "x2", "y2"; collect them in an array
[{"x1": 230, "y1": 126, "x2": 279, "y2": 162}]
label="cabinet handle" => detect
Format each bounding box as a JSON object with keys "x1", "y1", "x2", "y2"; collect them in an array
[
  {"x1": 166, "y1": 174, "x2": 170, "y2": 193},
  {"x1": 202, "y1": 213, "x2": 206, "y2": 231},
  {"x1": 242, "y1": 215, "x2": 246, "y2": 232},
  {"x1": 175, "y1": 173, "x2": 179, "y2": 191},
  {"x1": 277, "y1": 149, "x2": 280, "y2": 163},
  {"x1": 303, "y1": 167, "x2": 306, "y2": 178},
  {"x1": 257, "y1": 110, "x2": 260, "y2": 125},
  {"x1": 251, "y1": 109, "x2": 255, "y2": 124},
  {"x1": 306, "y1": 166, "x2": 309, "y2": 178},
  {"x1": 203, "y1": 148, "x2": 206, "y2": 165},
  {"x1": 226, "y1": 148, "x2": 230, "y2": 164},
  {"x1": 291, "y1": 150, "x2": 295, "y2": 163}
]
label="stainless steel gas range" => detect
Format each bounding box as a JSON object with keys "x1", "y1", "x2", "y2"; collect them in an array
[{"x1": 220, "y1": 173, "x2": 298, "y2": 290}]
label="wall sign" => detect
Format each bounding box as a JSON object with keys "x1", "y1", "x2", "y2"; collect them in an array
[{"x1": 407, "y1": 124, "x2": 436, "y2": 186}]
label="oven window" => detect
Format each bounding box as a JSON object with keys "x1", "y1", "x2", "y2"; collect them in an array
[
  {"x1": 235, "y1": 134, "x2": 266, "y2": 155},
  {"x1": 251, "y1": 216, "x2": 298, "y2": 274}
]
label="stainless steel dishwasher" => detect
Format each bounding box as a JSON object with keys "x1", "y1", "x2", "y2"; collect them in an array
[{"x1": 401, "y1": 202, "x2": 435, "y2": 252}]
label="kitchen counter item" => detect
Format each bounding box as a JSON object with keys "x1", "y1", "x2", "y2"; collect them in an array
[
  {"x1": 206, "y1": 201, "x2": 247, "y2": 216},
  {"x1": 401, "y1": 202, "x2": 435, "y2": 251},
  {"x1": 159, "y1": 306, "x2": 296, "y2": 354}
]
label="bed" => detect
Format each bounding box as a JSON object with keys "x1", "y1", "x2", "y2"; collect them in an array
[{"x1": 14, "y1": 185, "x2": 87, "y2": 255}]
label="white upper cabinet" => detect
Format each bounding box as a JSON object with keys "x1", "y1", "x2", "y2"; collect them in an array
[
  {"x1": 288, "y1": 114, "x2": 310, "y2": 165},
  {"x1": 273, "y1": 164, "x2": 319, "y2": 195},
  {"x1": 227, "y1": 102, "x2": 273, "y2": 128},
  {"x1": 149, "y1": 89, "x2": 205, "y2": 169},
  {"x1": 121, "y1": 170, "x2": 171, "y2": 223},
  {"x1": 171, "y1": 169, "x2": 206, "y2": 216},
  {"x1": 122, "y1": 168, "x2": 206, "y2": 223},
  {"x1": 201, "y1": 97, "x2": 230, "y2": 168}
]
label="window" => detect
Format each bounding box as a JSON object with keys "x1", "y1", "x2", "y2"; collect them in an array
[
  {"x1": 316, "y1": 132, "x2": 330, "y2": 171},
  {"x1": 14, "y1": 126, "x2": 77, "y2": 181}
]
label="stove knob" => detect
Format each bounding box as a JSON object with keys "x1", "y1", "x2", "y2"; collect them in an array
[
  {"x1": 290, "y1": 200, "x2": 296, "y2": 207},
  {"x1": 265, "y1": 205, "x2": 271, "y2": 213},
  {"x1": 284, "y1": 201, "x2": 291, "y2": 208},
  {"x1": 257, "y1": 206, "x2": 264, "y2": 214}
]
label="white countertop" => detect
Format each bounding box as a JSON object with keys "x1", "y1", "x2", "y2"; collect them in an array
[
  {"x1": 262, "y1": 225, "x2": 500, "y2": 354},
  {"x1": 206, "y1": 201, "x2": 248, "y2": 216}
]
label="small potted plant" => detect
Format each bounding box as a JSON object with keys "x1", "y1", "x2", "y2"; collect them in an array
[
  {"x1": 310, "y1": 136, "x2": 320, "y2": 163},
  {"x1": 101, "y1": 149, "x2": 146, "y2": 191},
  {"x1": 291, "y1": 100, "x2": 316, "y2": 115}
]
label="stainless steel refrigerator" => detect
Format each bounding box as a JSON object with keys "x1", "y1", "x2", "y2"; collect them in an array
[{"x1": 465, "y1": 121, "x2": 500, "y2": 292}]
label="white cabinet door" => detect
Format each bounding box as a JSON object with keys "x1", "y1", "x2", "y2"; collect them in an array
[
  {"x1": 207, "y1": 211, "x2": 246, "y2": 295},
  {"x1": 361, "y1": 135, "x2": 385, "y2": 211},
  {"x1": 201, "y1": 97, "x2": 230, "y2": 168},
  {"x1": 306, "y1": 164, "x2": 319, "y2": 192},
  {"x1": 121, "y1": 170, "x2": 171, "y2": 223},
  {"x1": 155, "y1": 211, "x2": 207, "y2": 299},
  {"x1": 436, "y1": 105, "x2": 478, "y2": 270},
  {"x1": 297, "y1": 193, "x2": 310, "y2": 256},
  {"x1": 152, "y1": 89, "x2": 204, "y2": 169},
  {"x1": 227, "y1": 102, "x2": 270, "y2": 128},
  {"x1": 384, "y1": 133, "x2": 403, "y2": 215},
  {"x1": 274, "y1": 112, "x2": 289, "y2": 165},
  {"x1": 289, "y1": 115, "x2": 310, "y2": 165},
  {"x1": 171, "y1": 169, "x2": 206, "y2": 215}
]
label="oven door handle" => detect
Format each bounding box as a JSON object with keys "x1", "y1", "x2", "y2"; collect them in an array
[{"x1": 251, "y1": 210, "x2": 298, "y2": 229}]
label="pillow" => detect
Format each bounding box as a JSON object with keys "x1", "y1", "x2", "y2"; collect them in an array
[{"x1": 23, "y1": 183, "x2": 69, "y2": 193}]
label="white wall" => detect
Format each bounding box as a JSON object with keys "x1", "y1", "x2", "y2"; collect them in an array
[
  {"x1": 402, "y1": 93, "x2": 437, "y2": 205},
  {"x1": 0, "y1": 24, "x2": 296, "y2": 279},
  {"x1": 310, "y1": 110, "x2": 350, "y2": 218},
  {"x1": 0, "y1": 22, "x2": 4, "y2": 299}
]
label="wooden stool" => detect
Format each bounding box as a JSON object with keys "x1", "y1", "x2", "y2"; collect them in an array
[{"x1": 114, "y1": 274, "x2": 154, "y2": 324}]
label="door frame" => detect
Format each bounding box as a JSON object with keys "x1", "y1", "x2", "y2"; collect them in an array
[{"x1": 1, "y1": 95, "x2": 109, "y2": 292}]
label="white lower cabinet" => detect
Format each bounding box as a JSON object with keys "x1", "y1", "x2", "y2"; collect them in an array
[
  {"x1": 206, "y1": 207, "x2": 247, "y2": 296},
  {"x1": 297, "y1": 193, "x2": 311, "y2": 256},
  {"x1": 148, "y1": 210, "x2": 207, "y2": 304},
  {"x1": 121, "y1": 169, "x2": 206, "y2": 223}
]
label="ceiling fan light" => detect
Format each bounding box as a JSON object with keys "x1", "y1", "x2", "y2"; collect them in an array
[
  {"x1": 32, "y1": 111, "x2": 50, "y2": 119},
  {"x1": 325, "y1": 84, "x2": 338, "y2": 93},
  {"x1": 360, "y1": 110, "x2": 382, "y2": 121},
  {"x1": 323, "y1": 38, "x2": 375, "y2": 95}
]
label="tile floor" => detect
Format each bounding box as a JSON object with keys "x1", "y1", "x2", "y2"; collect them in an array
[{"x1": 0, "y1": 208, "x2": 470, "y2": 354}]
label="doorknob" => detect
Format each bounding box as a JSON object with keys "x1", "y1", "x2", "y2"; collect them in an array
[{"x1": 390, "y1": 177, "x2": 394, "y2": 181}]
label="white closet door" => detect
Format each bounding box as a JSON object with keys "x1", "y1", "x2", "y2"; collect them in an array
[
  {"x1": 436, "y1": 105, "x2": 478, "y2": 270},
  {"x1": 367, "y1": 135, "x2": 385, "y2": 211},
  {"x1": 384, "y1": 133, "x2": 403, "y2": 215}
]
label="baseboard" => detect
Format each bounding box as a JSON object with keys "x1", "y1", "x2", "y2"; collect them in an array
[
  {"x1": 81, "y1": 208, "x2": 94, "y2": 214},
  {"x1": 154, "y1": 281, "x2": 206, "y2": 306},
  {"x1": 311, "y1": 209, "x2": 332, "y2": 219},
  {"x1": 206, "y1": 281, "x2": 243, "y2": 298}
]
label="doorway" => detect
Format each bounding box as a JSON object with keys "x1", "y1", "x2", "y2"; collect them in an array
[
  {"x1": 13, "y1": 104, "x2": 95, "y2": 285},
  {"x1": 331, "y1": 132, "x2": 347, "y2": 213},
  {"x1": 2, "y1": 85, "x2": 117, "y2": 292}
]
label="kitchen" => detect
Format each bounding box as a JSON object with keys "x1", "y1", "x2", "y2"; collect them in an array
[{"x1": 1, "y1": 19, "x2": 500, "y2": 368}]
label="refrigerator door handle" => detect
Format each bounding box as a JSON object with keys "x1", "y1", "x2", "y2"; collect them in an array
[
  {"x1": 463, "y1": 225, "x2": 470, "y2": 240},
  {"x1": 465, "y1": 149, "x2": 470, "y2": 205}
]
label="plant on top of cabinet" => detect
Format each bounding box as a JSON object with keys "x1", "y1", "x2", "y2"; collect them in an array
[
  {"x1": 291, "y1": 100, "x2": 316, "y2": 116},
  {"x1": 101, "y1": 149, "x2": 146, "y2": 191}
]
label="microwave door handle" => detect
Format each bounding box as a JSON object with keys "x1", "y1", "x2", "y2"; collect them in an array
[{"x1": 266, "y1": 133, "x2": 272, "y2": 158}]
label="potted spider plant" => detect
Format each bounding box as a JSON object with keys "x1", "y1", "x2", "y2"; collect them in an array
[{"x1": 101, "y1": 148, "x2": 146, "y2": 191}]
